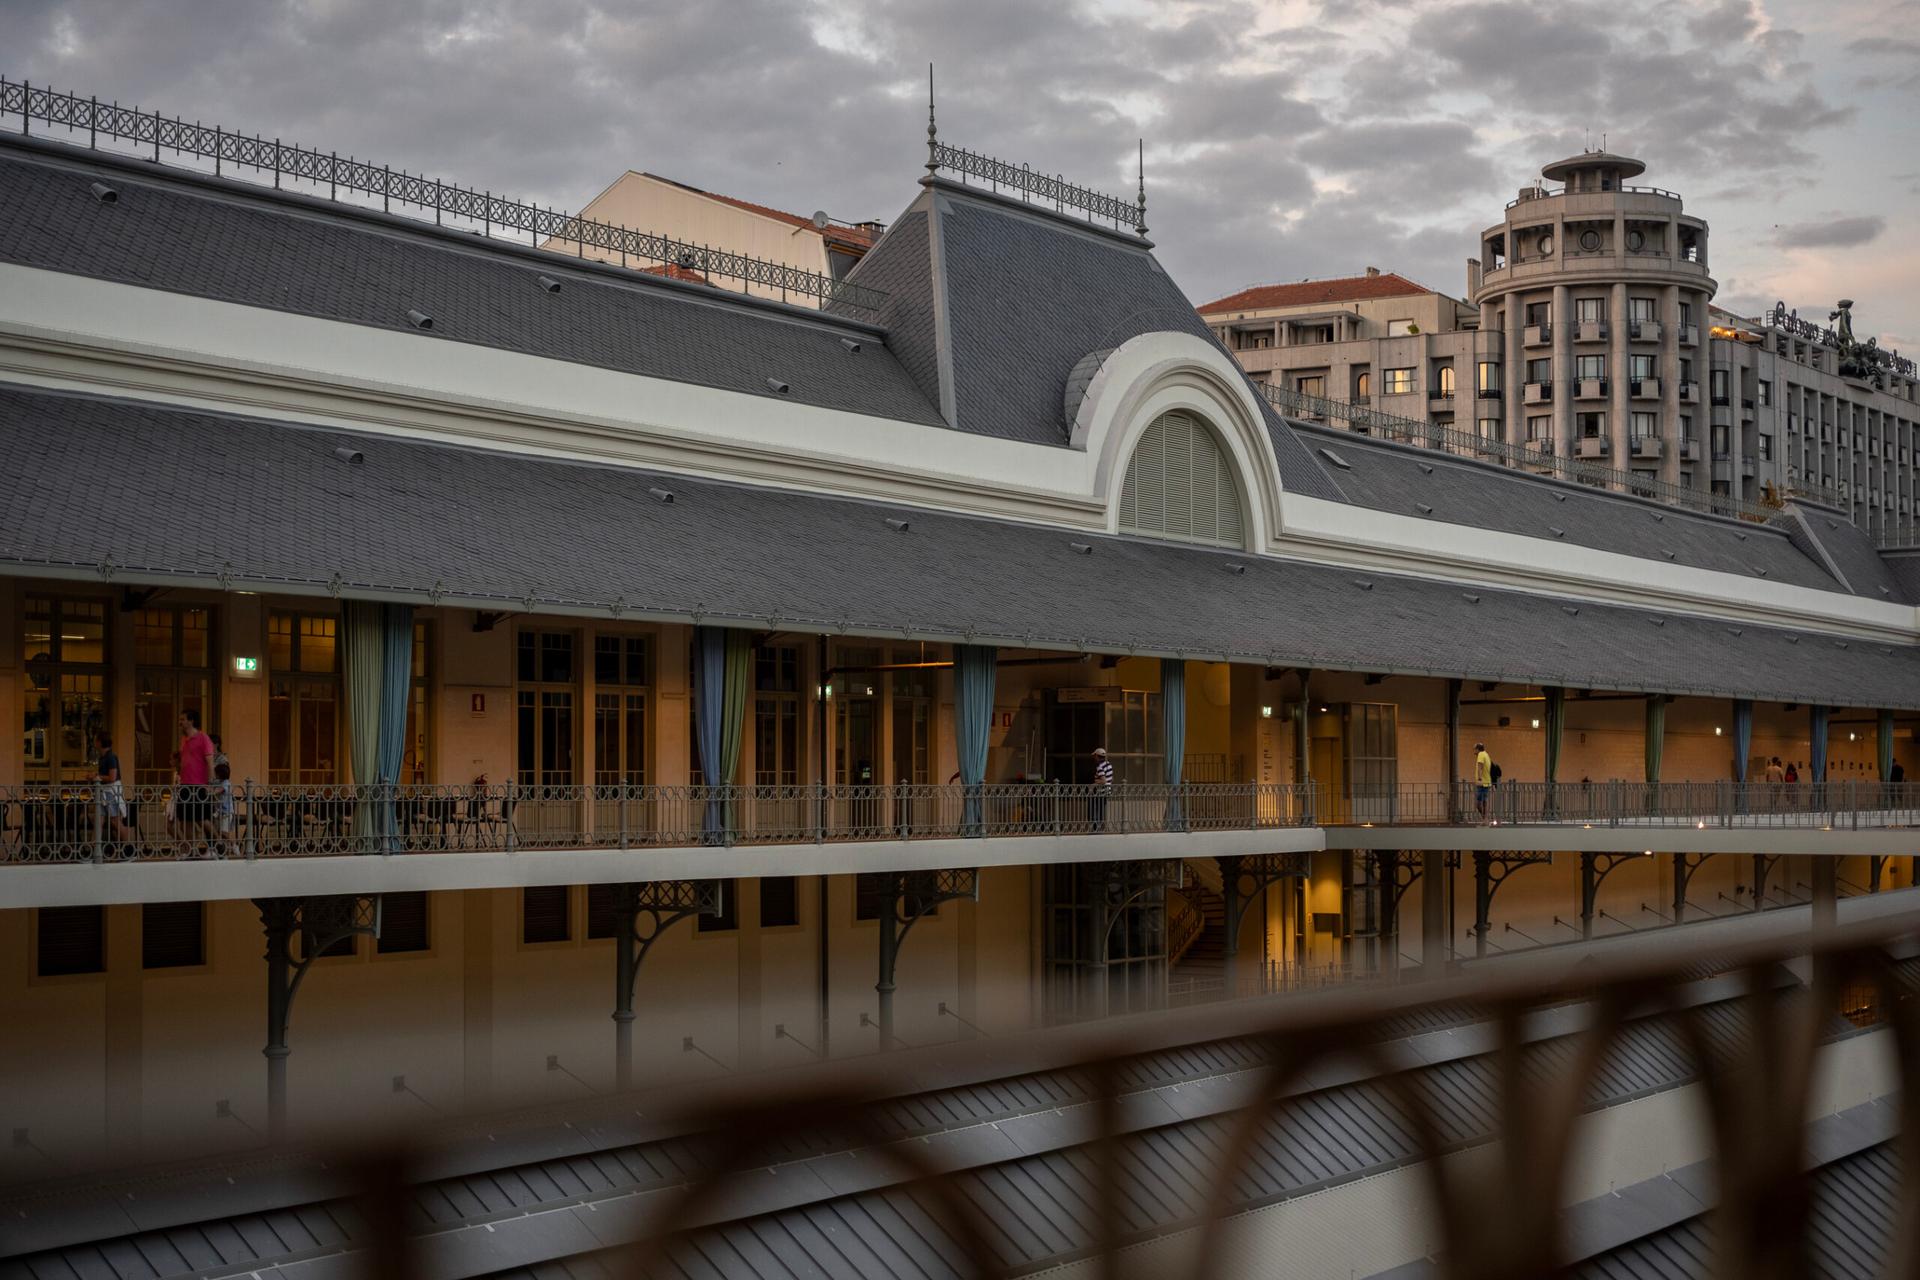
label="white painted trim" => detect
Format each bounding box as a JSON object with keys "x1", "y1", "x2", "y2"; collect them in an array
[
  {"x1": 0, "y1": 827, "x2": 1325, "y2": 910},
  {"x1": 1326, "y1": 822, "x2": 1920, "y2": 855}
]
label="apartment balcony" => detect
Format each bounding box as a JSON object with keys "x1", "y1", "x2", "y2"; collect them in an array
[
  {"x1": 1576, "y1": 435, "x2": 1611, "y2": 459},
  {"x1": 1630, "y1": 377, "x2": 1661, "y2": 399},
  {"x1": 1631, "y1": 435, "x2": 1664, "y2": 459},
  {"x1": 1524, "y1": 323, "x2": 1553, "y2": 347},
  {"x1": 1428, "y1": 390, "x2": 1457, "y2": 414},
  {"x1": 1679, "y1": 324, "x2": 1700, "y2": 346},
  {"x1": 1676, "y1": 437, "x2": 1700, "y2": 461},
  {"x1": 1678, "y1": 381, "x2": 1699, "y2": 404},
  {"x1": 1524, "y1": 437, "x2": 1555, "y2": 458},
  {"x1": 1575, "y1": 320, "x2": 1609, "y2": 343},
  {"x1": 1575, "y1": 377, "x2": 1609, "y2": 399},
  {"x1": 1629, "y1": 320, "x2": 1662, "y2": 343},
  {"x1": 1477, "y1": 387, "x2": 1502, "y2": 401},
  {"x1": 1524, "y1": 381, "x2": 1554, "y2": 405}
]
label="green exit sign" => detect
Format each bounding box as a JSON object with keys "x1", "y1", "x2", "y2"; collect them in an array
[{"x1": 233, "y1": 656, "x2": 260, "y2": 673}]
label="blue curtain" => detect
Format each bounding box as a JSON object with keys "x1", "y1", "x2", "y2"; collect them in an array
[
  {"x1": 376, "y1": 604, "x2": 414, "y2": 849},
  {"x1": 1162, "y1": 659, "x2": 1187, "y2": 831},
  {"x1": 1731, "y1": 698, "x2": 1752, "y2": 786},
  {"x1": 694, "y1": 626, "x2": 728, "y2": 842},
  {"x1": 1810, "y1": 705, "x2": 1830, "y2": 794},
  {"x1": 1879, "y1": 709, "x2": 1896, "y2": 783},
  {"x1": 955, "y1": 644, "x2": 996, "y2": 835}
]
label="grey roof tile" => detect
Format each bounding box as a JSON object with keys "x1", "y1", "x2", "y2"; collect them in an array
[
  {"x1": 4, "y1": 385, "x2": 1917, "y2": 709},
  {"x1": 0, "y1": 139, "x2": 944, "y2": 430},
  {"x1": 1286, "y1": 420, "x2": 1845, "y2": 592}
]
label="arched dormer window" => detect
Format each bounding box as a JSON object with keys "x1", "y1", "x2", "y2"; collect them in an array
[{"x1": 1117, "y1": 410, "x2": 1246, "y2": 547}]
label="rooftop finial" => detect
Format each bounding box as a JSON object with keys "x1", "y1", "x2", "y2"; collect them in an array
[
  {"x1": 1135, "y1": 138, "x2": 1147, "y2": 238},
  {"x1": 926, "y1": 63, "x2": 939, "y2": 176}
]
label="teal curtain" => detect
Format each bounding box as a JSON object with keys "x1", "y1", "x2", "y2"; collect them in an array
[
  {"x1": 1162, "y1": 659, "x2": 1187, "y2": 831},
  {"x1": 955, "y1": 644, "x2": 996, "y2": 835},
  {"x1": 718, "y1": 629, "x2": 750, "y2": 835},
  {"x1": 1810, "y1": 705, "x2": 1830, "y2": 790},
  {"x1": 376, "y1": 604, "x2": 413, "y2": 849},
  {"x1": 1879, "y1": 709, "x2": 1896, "y2": 783},
  {"x1": 1731, "y1": 699, "x2": 1752, "y2": 785},
  {"x1": 343, "y1": 601, "x2": 385, "y2": 849}
]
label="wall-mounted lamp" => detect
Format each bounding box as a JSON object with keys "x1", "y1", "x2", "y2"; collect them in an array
[
  {"x1": 1714, "y1": 726, "x2": 1723, "y2": 736},
  {"x1": 1260, "y1": 705, "x2": 1274, "y2": 719},
  {"x1": 1530, "y1": 718, "x2": 1541, "y2": 729}
]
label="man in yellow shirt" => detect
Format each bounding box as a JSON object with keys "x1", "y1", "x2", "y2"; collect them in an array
[{"x1": 1474, "y1": 742, "x2": 1493, "y2": 820}]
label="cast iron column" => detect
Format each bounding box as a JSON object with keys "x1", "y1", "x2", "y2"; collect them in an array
[
  {"x1": 1217, "y1": 854, "x2": 1243, "y2": 998},
  {"x1": 612, "y1": 885, "x2": 638, "y2": 1090},
  {"x1": 1473, "y1": 851, "x2": 1493, "y2": 960},
  {"x1": 876, "y1": 880, "x2": 900, "y2": 1049},
  {"x1": 259, "y1": 898, "x2": 294, "y2": 1143},
  {"x1": 1422, "y1": 851, "x2": 1447, "y2": 974}
]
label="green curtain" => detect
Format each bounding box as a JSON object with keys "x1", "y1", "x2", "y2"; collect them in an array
[
  {"x1": 1543, "y1": 687, "x2": 1566, "y2": 787},
  {"x1": 343, "y1": 601, "x2": 385, "y2": 847},
  {"x1": 1643, "y1": 696, "x2": 1665, "y2": 784}
]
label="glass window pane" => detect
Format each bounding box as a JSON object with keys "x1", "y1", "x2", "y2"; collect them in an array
[
  {"x1": 269, "y1": 614, "x2": 294, "y2": 672},
  {"x1": 181, "y1": 609, "x2": 210, "y2": 668},
  {"x1": 595, "y1": 636, "x2": 620, "y2": 686},
  {"x1": 299, "y1": 617, "x2": 336, "y2": 674},
  {"x1": 135, "y1": 610, "x2": 174, "y2": 666},
  {"x1": 62, "y1": 602, "x2": 105, "y2": 665}
]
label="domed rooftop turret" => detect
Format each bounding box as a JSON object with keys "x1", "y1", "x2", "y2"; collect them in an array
[{"x1": 1540, "y1": 151, "x2": 1647, "y2": 187}]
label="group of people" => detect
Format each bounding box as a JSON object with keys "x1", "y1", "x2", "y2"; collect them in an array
[{"x1": 92, "y1": 709, "x2": 236, "y2": 857}]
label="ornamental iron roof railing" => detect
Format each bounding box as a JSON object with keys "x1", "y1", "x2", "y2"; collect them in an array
[
  {"x1": 928, "y1": 140, "x2": 1148, "y2": 236},
  {"x1": 1260, "y1": 382, "x2": 1816, "y2": 526},
  {"x1": 0, "y1": 77, "x2": 889, "y2": 313}
]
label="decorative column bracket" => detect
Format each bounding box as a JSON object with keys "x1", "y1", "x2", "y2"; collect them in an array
[
  {"x1": 877, "y1": 868, "x2": 982, "y2": 1048},
  {"x1": 613, "y1": 879, "x2": 725, "y2": 1090},
  {"x1": 258, "y1": 894, "x2": 382, "y2": 1141},
  {"x1": 1753, "y1": 854, "x2": 1780, "y2": 913},
  {"x1": 1579, "y1": 852, "x2": 1647, "y2": 940},
  {"x1": 1472, "y1": 851, "x2": 1552, "y2": 959},
  {"x1": 1672, "y1": 852, "x2": 1715, "y2": 925}
]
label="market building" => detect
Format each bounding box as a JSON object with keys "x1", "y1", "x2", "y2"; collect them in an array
[{"x1": 0, "y1": 80, "x2": 1918, "y2": 1239}]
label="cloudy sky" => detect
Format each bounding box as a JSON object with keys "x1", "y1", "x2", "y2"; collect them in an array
[{"x1": 6, "y1": 0, "x2": 1918, "y2": 347}]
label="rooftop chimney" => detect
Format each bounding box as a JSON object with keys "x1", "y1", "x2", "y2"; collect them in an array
[{"x1": 1365, "y1": 266, "x2": 1380, "y2": 277}]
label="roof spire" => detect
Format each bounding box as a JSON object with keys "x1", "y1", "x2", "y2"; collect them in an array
[
  {"x1": 1135, "y1": 138, "x2": 1147, "y2": 238},
  {"x1": 926, "y1": 63, "x2": 939, "y2": 176}
]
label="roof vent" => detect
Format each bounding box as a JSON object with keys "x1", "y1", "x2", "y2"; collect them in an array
[
  {"x1": 1070, "y1": 542, "x2": 1093, "y2": 555},
  {"x1": 1663, "y1": 550, "x2": 1677, "y2": 560},
  {"x1": 333, "y1": 446, "x2": 365, "y2": 465},
  {"x1": 1318, "y1": 447, "x2": 1352, "y2": 470},
  {"x1": 1726, "y1": 627, "x2": 1743, "y2": 637},
  {"x1": 1834, "y1": 640, "x2": 1850, "y2": 650},
  {"x1": 89, "y1": 181, "x2": 118, "y2": 204},
  {"x1": 766, "y1": 378, "x2": 791, "y2": 394},
  {"x1": 1549, "y1": 526, "x2": 1566, "y2": 538},
  {"x1": 1418, "y1": 463, "x2": 1435, "y2": 475},
  {"x1": 1880, "y1": 586, "x2": 1894, "y2": 597},
  {"x1": 648, "y1": 486, "x2": 675, "y2": 504},
  {"x1": 1651, "y1": 512, "x2": 1665, "y2": 522},
  {"x1": 884, "y1": 517, "x2": 911, "y2": 533},
  {"x1": 406, "y1": 308, "x2": 434, "y2": 330},
  {"x1": 1415, "y1": 502, "x2": 1434, "y2": 515},
  {"x1": 536, "y1": 274, "x2": 562, "y2": 294},
  {"x1": 1648, "y1": 617, "x2": 1666, "y2": 627},
  {"x1": 1351, "y1": 579, "x2": 1374, "y2": 591},
  {"x1": 840, "y1": 337, "x2": 863, "y2": 354},
  {"x1": 1734, "y1": 532, "x2": 1748, "y2": 541},
  {"x1": 1461, "y1": 592, "x2": 1481, "y2": 604},
  {"x1": 1561, "y1": 606, "x2": 1580, "y2": 617},
  {"x1": 1753, "y1": 565, "x2": 1768, "y2": 577},
  {"x1": 1826, "y1": 519, "x2": 1839, "y2": 530},
  {"x1": 1552, "y1": 492, "x2": 1567, "y2": 503},
  {"x1": 1226, "y1": 563, "x2": 1247, "y2": 575}
]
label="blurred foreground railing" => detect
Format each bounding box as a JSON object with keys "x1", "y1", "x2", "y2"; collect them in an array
[
  {"x1": 130, "y1": 905, "x2": 1920, "y2": 1280},
  {"x1": 4, "y1": 778, "x2": 1914, "y2": 863}
]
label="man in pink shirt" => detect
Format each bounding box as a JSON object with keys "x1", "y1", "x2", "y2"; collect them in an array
[{"x1": 177, "y1": 709, "x2": 217, "y2": 848}]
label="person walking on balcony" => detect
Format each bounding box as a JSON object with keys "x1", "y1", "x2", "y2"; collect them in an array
[
  {"x1": 1765, "y1": 756, "x2": 1786, "y2": 810},
  {"x1": 1092, "y1": 747, "x2": 1115, "y2": 830},
  {"x1": 177, "y1": 709, "x2": 216, "y2": 854},
  {"x1": 1474, "y1": 743, "x2": 1493, "y2": 821},
  {"x1": 92, "y1": 730, "x2": 134, "y2": 846}
]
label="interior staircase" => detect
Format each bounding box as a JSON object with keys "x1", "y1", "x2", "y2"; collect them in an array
[{"x1": 1169, "y1": 858, "x2": 1228, "y2": 1004}]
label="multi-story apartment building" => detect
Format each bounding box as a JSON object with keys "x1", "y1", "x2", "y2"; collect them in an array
[
  {"x1": 1203, "y1": 151, "x2": 1919, "y2": 541},
  {"x1": 1, "y1": 83, "x2": 1919, "y2": 1274}
]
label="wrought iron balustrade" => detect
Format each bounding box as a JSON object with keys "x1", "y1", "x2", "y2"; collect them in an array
[
  {"x1": 0, "y1": 77, "x2": 887, "y2": 311},
  {"x1": 4, "y1": 778, "x2": 1913, "y2": 863},
  {"x1": 928, "y1": 139, "x2": 1146, "y2": 235}
]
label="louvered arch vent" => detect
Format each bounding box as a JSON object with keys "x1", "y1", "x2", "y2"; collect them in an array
[{"x1": 1117, "y1": 411, "x2": 1246, "y2": 547}]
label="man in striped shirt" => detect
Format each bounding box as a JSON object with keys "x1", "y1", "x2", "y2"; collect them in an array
[{"x1": 1092, "y1": 747, "x2": 1114, "y2": 829}]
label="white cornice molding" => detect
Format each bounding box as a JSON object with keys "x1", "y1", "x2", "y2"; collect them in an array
[{"x1": 1, "y1": 263, "x2": 1914, "y2": 646}]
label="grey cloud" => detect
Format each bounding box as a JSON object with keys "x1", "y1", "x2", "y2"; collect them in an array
[{"x1": 1773, "y1": 215, "x2": 1887, "y2": 249}]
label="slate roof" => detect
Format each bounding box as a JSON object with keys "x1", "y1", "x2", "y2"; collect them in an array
[
  {"x1": 0, "y1": 138, "x2": 944, "y2": 430},
  {"x1": 1289, "y1": 421, "x2": 1849, "y2": 593},
  {"x1": 1198, "y1": 271, "x2": 1438, "y2": 313},
  {"x1": 1777, "y1": 506, "x2": 1910, "y2": 602},
  {"x1": 4, "y1": 386, "x2": 1918, "y2": 709}
]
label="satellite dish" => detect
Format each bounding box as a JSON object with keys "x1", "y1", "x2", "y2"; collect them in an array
[{"x1": 811, "y1": 209, "x2": 831, "y2": 230}]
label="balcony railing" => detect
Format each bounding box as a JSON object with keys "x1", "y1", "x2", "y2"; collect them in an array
[{"x1": 7, "y1": 779, "x2": 1916, "y2": 863}]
